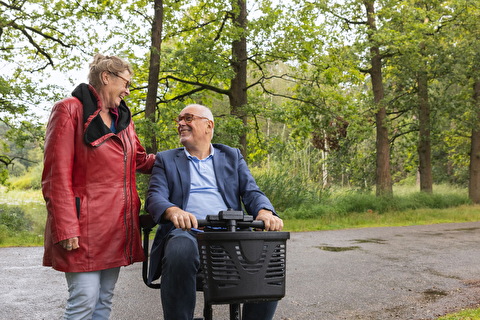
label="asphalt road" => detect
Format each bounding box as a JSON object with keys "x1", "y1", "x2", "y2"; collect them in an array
[{"x1": 2, "y1": 222, "x2": 480, "y2": 320}]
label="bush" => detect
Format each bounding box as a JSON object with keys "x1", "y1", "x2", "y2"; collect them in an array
[
  {"x1": 0, "y1": 204, "x2": 32, "y2": 232},
  {"x1": 397, "y1": 192, "x2": 470, "y2": 211},
  {"x1": 8, "y1": 163, "x2": 42, "y2": 190},
  {"x1": 0, "y1": 224, "x2": 8, "y2": 244},
  {"x1": 281, "y1": 203, "x2": 330, "y2": 219},
  {"x1": 250, "y1": 157, "x2": 471, "y2": 220},
  {"x1": 280, "y1": 190, "x2": 471, "y2": 219},
  {"x1": 332, "y1": 192, "x2": 380, "y2": 214},
  {"x1": 251, "y1": 167, "x2": 323, "y2": 212}
]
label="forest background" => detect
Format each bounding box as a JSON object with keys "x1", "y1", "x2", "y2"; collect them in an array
[
  {"x1": 1, "y1": 2, "x2": 480, "y2": 318},
  {"x1": 1, "y1": 0, "x2": 480, "y2": 237}
]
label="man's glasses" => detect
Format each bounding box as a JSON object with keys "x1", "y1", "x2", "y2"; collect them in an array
[
  {"x1": 175, "y1": 113, "x2": 210, "y2": 124},
  {"x1": 110, "y1": 72, "x2": 131, "y2": 90}
]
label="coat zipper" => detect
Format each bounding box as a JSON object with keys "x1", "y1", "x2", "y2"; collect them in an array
[
  {"x1": 123, "y1": 132, "x2": 135, "y2": 263},
  {"x1": 123, "y1": 140, "x2": 129, "y2": 262}
]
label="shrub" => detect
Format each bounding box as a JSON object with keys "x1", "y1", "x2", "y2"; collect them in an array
[
  {"x1": 0, "y1": 204, "x2": 32, "y2": 232},
  {"x1": 281, "y1": 203, "x2": 330, "y2": 219},
  {"x1": 0, "y1": 224, "x2": 8, "y2": 244},
  {"x1": 8, "y1": 163, "x2": 42, "y2": 190},
  {"x1": 332, "y1": 192, "x2": 380, "y2": 215},
  {"x1": 251, "y1": 167, "x2": 322, "y2": 212},
  {"x1": 279, "y1": 190, "x2": 471, "y2": 219},
  {"x1": 397, "y1": 192, "x2": 470, "y2": 211}
]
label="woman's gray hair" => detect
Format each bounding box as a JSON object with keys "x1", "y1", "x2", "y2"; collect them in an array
[{"x1": 88, "y1": 53, "x2": 133, "y2": 90}]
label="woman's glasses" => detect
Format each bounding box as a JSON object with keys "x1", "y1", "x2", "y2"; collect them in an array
[{"x1": 110, "y1": 72, "x2": 131, "y2": 89}]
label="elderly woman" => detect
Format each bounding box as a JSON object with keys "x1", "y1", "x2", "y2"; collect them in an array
[{"x1": 42, "y1": 53, "x2": 155, "y2": 319}]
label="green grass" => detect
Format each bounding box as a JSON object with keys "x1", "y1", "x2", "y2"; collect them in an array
[
  {"x1": 284, "y1": 205, "x2": 480, "y2": 231},
  {"x1": 0, "y1": 187, "x2": 46, "y2": 246},
  {"x1": 438, "y1": 308, "x2": 480, "y2": 320}
]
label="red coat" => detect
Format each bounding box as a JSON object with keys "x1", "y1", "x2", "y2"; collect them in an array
[{"x1": 42, "y1": 84, "x2": 155, "y2": 272}]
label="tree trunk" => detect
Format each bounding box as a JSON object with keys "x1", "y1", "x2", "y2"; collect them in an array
[
  {"x1": 417, "y1": 66, "x2": 433, "y2": 193},
  {"x1": 144, "y1": 0, "x2": 163, "y2": 154},
  {"x1": 469, "y1": 80, "x2": 480, "y2": 203},
  {"x1": 364, "y1": 0, "x2": 392, "y2": 196},
  {"x1": 229, "y1": 0, "x2": 248, "y2": 158}
]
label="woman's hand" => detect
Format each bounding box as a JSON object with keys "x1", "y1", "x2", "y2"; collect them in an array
[{"x1": 59, "y1": 237, "x2": 79, "y2": 251}]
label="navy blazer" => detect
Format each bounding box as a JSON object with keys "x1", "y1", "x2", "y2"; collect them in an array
[{"x1": 145, "y1": 143, "x2": 276, "y2": 283}]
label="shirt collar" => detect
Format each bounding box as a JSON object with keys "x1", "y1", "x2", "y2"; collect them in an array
[{"x1": 184, "y1": 144, "x2": 214, "y2": 160}]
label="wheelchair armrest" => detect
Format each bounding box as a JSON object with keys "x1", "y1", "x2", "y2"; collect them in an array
[{"x1": 139, "y1": 214, "x2": 157, "y2": 231}]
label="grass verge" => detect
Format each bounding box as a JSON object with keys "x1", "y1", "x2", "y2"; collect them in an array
[
  {"x1": 438, "y1": 308, "x2": 480, "y2": 320},
  {"x1": 284, "y1": 205, "x2": 480, "y2": 231},
  {"x1": 0, "y1": 187, "x2": 45, "y2": 246}
]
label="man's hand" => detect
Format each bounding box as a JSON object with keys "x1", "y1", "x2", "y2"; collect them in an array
[
  {"x1": 164, "y1": 206, "x2": 198, "y2": 230},
  {"x1": 256, "y1": 209, "x2": 283, "y2": 231},
  {"x1": 59, "y1": 237, "x2": 79, "y2": 251}
]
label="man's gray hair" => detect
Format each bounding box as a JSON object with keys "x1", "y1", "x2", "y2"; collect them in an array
[{"x1": 187, "y1": 104, "x2": 214, "y2": 122}]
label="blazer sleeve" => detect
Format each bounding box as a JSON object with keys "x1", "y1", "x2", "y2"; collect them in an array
[{"x1": 145, "y1": 151, "x2": 180, "y2": 224}]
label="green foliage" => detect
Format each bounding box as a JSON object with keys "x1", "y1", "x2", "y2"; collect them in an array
[
  {"x1": 1, "y1": 0, "x2": 480, "y2": 198},
  {"x1": 0, "y1": 168, "x2": 8, "y2": 185},
  {"x1": 281, "y1": 189, "x2": 471, "y2": 220},
  {"x1": 0, "y1": 188, "x2": 47, "y2": 246},
  {"x1": 0, "y1": 0, "x2": 134, "y2": 185},
  {"x1": 213, "y1": 115, "x2": 244, "y2": 149},
  {"x1": 136, "y1": 173, "x2": 150, "y2": 211},
  {"x1": 284, "y1": 204, "x2": 480, "y2": 232},
  {"x1": 0, "y1": 186, "x2": 476, "y2": 246},
  {"x1": 0, "y1": 77, "x2": 47, "y2": 176},
  {"x1": 0, "y1": 204, "x2": 32, "y2": 232},
  {"x1": 252, "y1": 165, "x2": 322, "y2": 213},
  {"x1": 8, "y1": 163, "x2": 42, "y2": 190}
]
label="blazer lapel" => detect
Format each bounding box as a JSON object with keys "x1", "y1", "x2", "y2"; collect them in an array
[
  {"x1": 213, "y1": 146, "x2": 228, "y2": 205},
  {"x1": 174, "y1": 149, "x2": 191, "y2": 209}
]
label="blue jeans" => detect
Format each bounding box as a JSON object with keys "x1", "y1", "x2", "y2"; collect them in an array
[
  {"x1": 161, "y1": 229, "x2": 278, "y2": 320},
  {"x1": 64, "y1": 267, "x2": 120, "y2": 320}
]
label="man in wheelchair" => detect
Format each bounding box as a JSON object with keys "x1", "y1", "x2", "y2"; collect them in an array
[{"x1": 146, "y1": 104, "x2": 283, "y2": 320}]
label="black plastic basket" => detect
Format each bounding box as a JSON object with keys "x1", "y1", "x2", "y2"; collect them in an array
[{"x1": 197, "y1": 231, "x2": 290, "y2": 305}]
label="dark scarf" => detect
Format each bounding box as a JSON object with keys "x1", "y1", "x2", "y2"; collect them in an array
[{"x1": 71, "y1": 83, "x2": 131, "y2": 145}]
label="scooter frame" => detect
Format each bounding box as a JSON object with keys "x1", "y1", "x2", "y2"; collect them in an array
[{"x1": 140, "y1": 210, "x2": 290, "y2": 320}]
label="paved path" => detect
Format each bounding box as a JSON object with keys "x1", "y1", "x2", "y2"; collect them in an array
[{"x1": 2, "y1": 222, "x2": 480, "y2": 320}]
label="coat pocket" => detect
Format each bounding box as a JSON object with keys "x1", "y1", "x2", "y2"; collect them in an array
[{"x1": 75, "y1": 197, "x2": 81, "y2": 219}]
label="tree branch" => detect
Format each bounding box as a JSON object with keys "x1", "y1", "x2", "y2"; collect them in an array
[
  {"x1": 73, "y1": 0, "x2": 105, "y2": 16},
  {"x1": 0, "y1": 155, "x2": 37, "y2": 167},
  {"x1": 8, "y1": 21, "x2": 71, "y2": 68},
  {"x1": 258, "y1": 82, "x2": 337, "y2": 117},
  {"x1": 0, "y1": 0, "x2": 22, "y2": 11},
  {"x1": 213, "y1": 12, "x2": 229, "y2": 41},
  {"x1": 162, "y1": 75, "x2": 230, "y2": 95},
  {"x1": 160, "y1": 87, "x2": 205, "y2": 103},
  {"x1": 328, "y1": 10, "x2": 367, "y2": 26}
]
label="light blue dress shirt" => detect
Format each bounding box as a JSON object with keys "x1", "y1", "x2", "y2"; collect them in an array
[{"x1": 184, "y1": 146, "x2": 228, "y2": 219}]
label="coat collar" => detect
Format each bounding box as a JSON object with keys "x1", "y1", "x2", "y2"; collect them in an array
[{"x1": 71, "y1": 83, "x2": 131, "y2": 146}]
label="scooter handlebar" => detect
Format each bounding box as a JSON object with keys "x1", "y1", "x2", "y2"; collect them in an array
[{"x1": 197, "y1": 219, "x2": 265, "y2": 230}]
